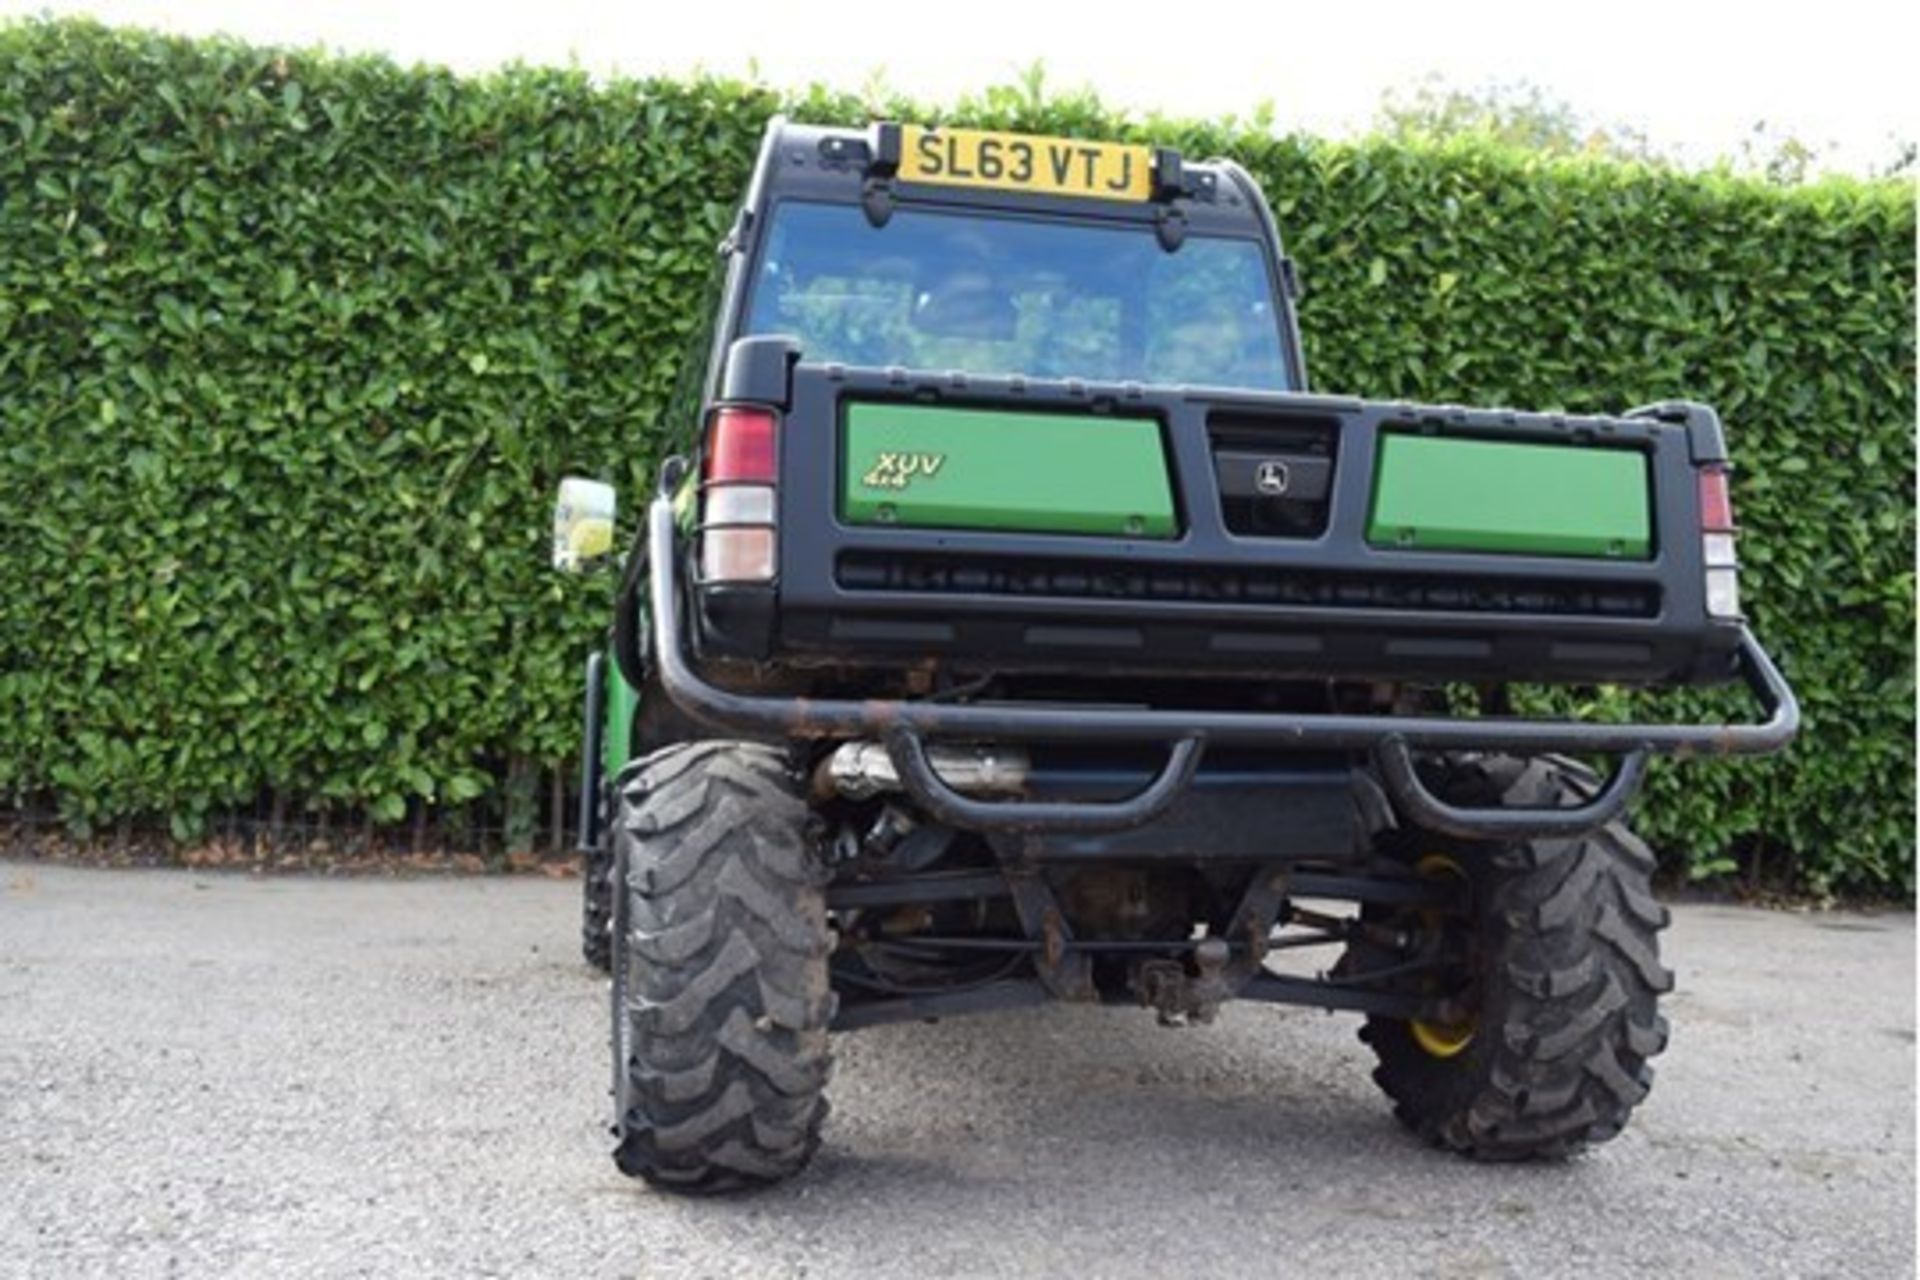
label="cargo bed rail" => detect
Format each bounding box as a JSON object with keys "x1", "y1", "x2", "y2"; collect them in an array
[{"x1": 645, "y1": 498, "x2": 1797, "y2": 838}]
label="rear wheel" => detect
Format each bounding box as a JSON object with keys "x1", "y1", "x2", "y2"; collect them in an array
[
  {"x1": 1346, "y1": 755, "x2": 1672, "y2": 1160},
  {"x1": 609, "y1": 741, "x2": 834, "y2": 1193}
]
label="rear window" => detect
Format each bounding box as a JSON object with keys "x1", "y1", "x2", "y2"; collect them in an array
[{"x1": 744, "y1": 201, "x2": 1292, "y2": 391}]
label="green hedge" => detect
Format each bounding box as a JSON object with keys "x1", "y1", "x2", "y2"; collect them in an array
[{"x1": 1, "y1": 19, "x2": 1912, "y2": 892}]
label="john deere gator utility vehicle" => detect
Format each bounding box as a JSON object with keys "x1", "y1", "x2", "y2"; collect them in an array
[{"x1": 553, "y1": 119, "x2": 1798, "y2": 1193}]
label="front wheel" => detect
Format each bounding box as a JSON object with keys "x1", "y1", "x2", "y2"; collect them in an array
[
  {"x1": 581, "y1": 838, "x2": 613, "y2": 972},
  {"x1": 609, "y1": 741, "x2": 834, "y2": 1193},
  {"x1": 1345, "y1": 755, "x2": 1672, "y2": 1160}
]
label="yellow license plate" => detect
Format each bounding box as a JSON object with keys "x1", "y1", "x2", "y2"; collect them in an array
[{"x1": 898, "y1": 126, "x2": 1153, "y2": 202}]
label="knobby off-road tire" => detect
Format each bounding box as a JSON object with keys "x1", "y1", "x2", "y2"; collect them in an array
[
  {"x1": 586, "y1": 669, "x2": 709, "y2": 973},
  {"x1": 609, "y1": 741, "x2": 834, "y2": 1193},
  {"x1": 1351, "y1": 755, "x2": 1673, "y2": 1160},
  {"x1": 582, "y1": 837, "x2": 614, "y2": 972}
]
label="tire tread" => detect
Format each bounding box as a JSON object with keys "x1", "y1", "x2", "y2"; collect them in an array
[
  {"x1": 1359, "y1": 756, "x2": 1671, "y2": 1162},
  {"x1": 610, "y1": 741, "x2": 832, "y2": 1194}
]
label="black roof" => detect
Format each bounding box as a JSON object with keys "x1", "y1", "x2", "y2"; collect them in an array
[{"x1": 750, "y1": 118, "x2": 1276, "y2": 242}]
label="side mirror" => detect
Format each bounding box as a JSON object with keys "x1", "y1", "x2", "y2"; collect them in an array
[{"x1": 552, "y1": 477, "x2": 617, "y2": 572}]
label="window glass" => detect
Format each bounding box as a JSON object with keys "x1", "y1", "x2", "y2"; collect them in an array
[{"x1": 746, "y1": 201, "x2": 1290, "y2": 391}]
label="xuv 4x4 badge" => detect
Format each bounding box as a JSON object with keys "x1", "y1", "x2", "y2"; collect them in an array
[{"x1": 861, "y1": 451, "x2": 947, "y2": 490}]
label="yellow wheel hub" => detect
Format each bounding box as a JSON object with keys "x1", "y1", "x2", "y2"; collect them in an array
[
  {"x1": 1408, "y1": 854, "x2": 1477, "y2": 1059},
  {"x1": 1410, "y1": 1015, "x2": 1476, "y2": 1058}
]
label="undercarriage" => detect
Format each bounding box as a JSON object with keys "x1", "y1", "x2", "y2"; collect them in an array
[
  {"x1": 811, "y1": 738, "x2": 1462, "y2": 1032},
  {"x1": 824, "y1": 855, "x2": 1463, "y2": 1032}
]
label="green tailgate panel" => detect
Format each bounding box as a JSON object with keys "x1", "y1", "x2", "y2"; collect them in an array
[
  {"x1": 841, "y1": 403, "x2": 1177, "y2": 538},
  {"x1": 1368, "y1": 435, "x2": 1652, "y2": 559}
]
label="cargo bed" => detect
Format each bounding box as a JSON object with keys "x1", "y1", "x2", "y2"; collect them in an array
[{"x1": 693, "y1": 339, "x2": 1745, "y2": 689}]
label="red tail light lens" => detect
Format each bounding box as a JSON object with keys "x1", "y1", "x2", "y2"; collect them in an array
[
  {"x1": 1698, "y1": 467, "x2": 1740, "y2": 619},
  {"x1": 699, "y1": 405, "x2": 779, "y2": 584},
  {"x1": 1697, "y1": 468, "x2": 1735, "y2": 532},
  {"x1": 704, "y1": 406, "x2": 778, "y2": 484}
]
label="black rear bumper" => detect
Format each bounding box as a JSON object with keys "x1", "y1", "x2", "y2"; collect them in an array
[{"x1": 648, "y1": 498, "x2": 1798, "y2": 838}]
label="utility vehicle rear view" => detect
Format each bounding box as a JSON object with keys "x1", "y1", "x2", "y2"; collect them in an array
[{"x1": 553, "y1": 120, "x2": 1797, "y2": 1193}]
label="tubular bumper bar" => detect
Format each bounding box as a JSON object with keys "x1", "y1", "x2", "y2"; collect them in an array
[{"x1": 646, "y1": 499, "x2": 1798, "y2": 834}]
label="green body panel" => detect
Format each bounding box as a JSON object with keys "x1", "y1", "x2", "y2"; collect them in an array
[
  {"x1": 840, "y1": 403, "x2": 1177, "y2": 538},
  {"x1": 602, "y1": 650, "x2": 638, "y2": 781},
  {"x1": 1367, "y1": 435, "x2": 1652, "y2": 559}
]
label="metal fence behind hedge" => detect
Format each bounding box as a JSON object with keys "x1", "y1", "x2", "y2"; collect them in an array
[{"x1": 2, "y1": 763, "x2": 584, "y2": 867}]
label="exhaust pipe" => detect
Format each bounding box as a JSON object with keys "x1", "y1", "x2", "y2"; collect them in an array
[{"x1": 817, "y1": 740, "x2": 1030, "y2": 802}]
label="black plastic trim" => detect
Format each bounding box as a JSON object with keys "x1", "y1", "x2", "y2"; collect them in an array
[
  {"x1": 762, "y1": 363, "x2": 1738, "y2": 686},
  {"x1": 720, "y1": 335, "x2": 800, "y2": 405},
  {"x1": 1217, "y1": 158, "x2": 1311, "y2": 389},
  {"x1": 1628, "y1": 400, "x2": 1729, "y2": 465}
]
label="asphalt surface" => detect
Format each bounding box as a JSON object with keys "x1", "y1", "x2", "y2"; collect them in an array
[{"x1": 1, "y1": 862, "x2": 1912, "y2": 1279}]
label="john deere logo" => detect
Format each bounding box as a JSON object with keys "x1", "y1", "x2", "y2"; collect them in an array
[
  {"x1": 1255, "y1": 459, "x2": 1292, "y2": 496},
  {"x1": 862, "y1": 451, "x2": 947, "y2": 490}
]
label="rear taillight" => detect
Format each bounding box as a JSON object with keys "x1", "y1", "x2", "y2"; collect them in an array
[
  {"x1": 1697, "y1": 469, "x2": 1735, "y2": 533},
  {"x1": 705, "y1": 406, "x2": 777, "y2": 485},
  {"x1": 1697, "y1": 466, "x2": 1740, "y2": 619},
  {"x1": 700, "y1": 406, "x2": 779, "y2": 584}
]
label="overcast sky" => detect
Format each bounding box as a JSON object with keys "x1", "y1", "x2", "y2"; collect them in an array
[{"x1": 9, "y1": 0, "x2": 1914, "y2": 174}]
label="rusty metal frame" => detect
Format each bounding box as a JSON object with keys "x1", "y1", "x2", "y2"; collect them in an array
[
  {"x1": 646, "y1": 498, "x2": 1798, "y2": 839},
  {"x1": 648, "y1": 498, "x2": 1797, "y2": 756},
  {"x1": 822, "y1": 862, "x2": 1464, "y2": 1030}
]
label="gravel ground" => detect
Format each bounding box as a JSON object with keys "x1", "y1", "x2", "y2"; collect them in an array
[{"x1": 1, "y1": 861, "x2": 1911, "y2": 1279}]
